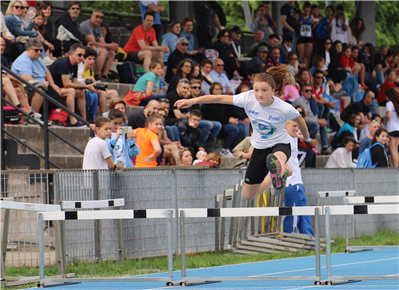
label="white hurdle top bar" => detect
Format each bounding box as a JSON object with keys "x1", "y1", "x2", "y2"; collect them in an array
[
  {"x1": 0, "y1": 200, "x2": 61, "y2": 212},
  {"x1": 318, "y1": 190, "x2": 356, "y2": 198},
  {"x1": 38, "y1": 204, "x2": 399, "y2": 221},
  {"x1": 344, "y1": 196, "x2": 399, "y2": 204},
  {"x1": 61, "y1": 198, "x2": 125, "y2": 209}
]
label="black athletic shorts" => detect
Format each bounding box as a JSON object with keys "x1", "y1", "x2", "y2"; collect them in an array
[
  {"x1": 244, "y1": 143, "x2": 291, "y2": 185},
  {"x1": 126, "y1": 51, "x2": 141, "y2": 63},
  {"x1": 389, "y1": 130, "x2": 399, "y2": 137},
  {"x1": 297, "y1": 37, "x2": 312, "y2": 44}
]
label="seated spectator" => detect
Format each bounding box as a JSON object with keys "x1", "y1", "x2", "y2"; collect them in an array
[
  {"x1": 167, "y1": 59, "x2": 194, "y2": 93},
  {"x1": 211, "y1": 29, "x2": 238, "y2": 79},
  {"x1": 55, "y1": 1, "x2": 88, "y2": 53},
  {"x1": 38, "y1": 2, "x2": 62, "y2": 58},
  {"x1": 279, "y1": 34, "x2": 292, "y2": 64},
  {"x1": 295, "y1": 105, "x2": 318, "y2": 167},
  {"x1": 166, "y1": 78, "x2": 191, "y2": 121},
  {"x1": 292, "y1": 84, "x2": 331, "y2": 154},
  {"x1": 175, "y1": 109, "x2": 204, "y2": 158},
  {"x1": 207, "y1": 152, "x2": 222, "y2": 168},
  {"x1": 339, "y1": 46, "x2": 366, "y2": 88},
  {"x1": 124, "y1": 59, "x2": 166, "y2": 106},
  {"x1": 230, "y1": 26, "x2": 247, "y2": 79},
  {"x1": 346, "y1": 17, "x2": 365, "y2": 49},
  {"x1": 349, "y1": 89, "x2": 374, "y2": 130},
  {"x1": 193, "y1": 150, "x2": 208, "y2": 165},
  {"x1": 209, "y1": 59, "x2": 235, "y2": 95},
  {"x1": 325, "y1": 136, "x2": 356, "y2": 168},
  {"x1": 181, "y1": 17, "x2": 206, "y2": 61},
  {"x1": 161, "y1": 21, "x2": 181, "y2": 63},
  {"x1": 200, "y1": 59, "x2": 214, "y2": 94},
  {"x1": 100, "y1": 23, "x2": 113, "y2": 44},
  {"x1": 123, "y1": 12, "x2": 168, "y2": 73},
  {"x1": 248, "y1": 45, "x2": 268, "y2": 73},
  {"x1": 49, "y1": 43, "x2": 97, "y2": 127},
  {"x1": 250, "y1": 30, "x2": 265, "y2": 51},
  {"x1": 190, "y1": 79, "x2": 222, "y2": 148},
  {"x1": 237, "y1": 68, "x2": 258, "y2": 91},
  {"x1": 267, "y1": 33, "x2": 281, "y2": 51},
  {"x1": 284, "y1": 75, "x2": 300, "y2": 102},
  {"x1": 265, "y1": 47, "x2": 280, "y2": 68},
  {"x1": 337, "y1": 112, "x2": 360, "y2": 146},
  {"x1": 202, "y1": 82, "x2": 243, "y2": 156},
  {"x1": 77, "y1": 48, "x2": 118, "y2": 117},
  {"x1": 311, "y1": 55, "x2": 342, "y2": 93},
  {"x1": 157, "y1": 108, "x2": 180, "y2": 165},
  {"x1": 105, "y1": 109, "x2": 140, "y2": 168},
  {"x1": 134, "y1": 113, "x2": 163, "y2": 167},
  {"x1": 127, "y1": 99, "x2": 159, "y2": 129},
  {"x1": 4, "y1": 1, "x2": 47, "y2": 60},
  {"x1": 103, "y1": 99, "x2": 128, "y2": 125},
  {"x1": 378, "y1": 68, "x2": 397, "y2": 105},
  {"x1": 139, "y1": 1, "x2": 164, "y2": 38},
  {"x1": 178, "y1": 147, "x2": 193, "y2": 166},
  {"x1": 382, "y1": 88, "x2": 399, "y2": 167},
  {"x1": 312, "y1": 70, "x2": 335, "y2": 124},
  {"x1": 232, "y1": 127, "x2": 253, "y2": 167},
  {"x1": 359, "y1": 114, "x2": 381, "y2": 142},
  {"x1": 374, "y1": 46, "x2": 388, "y2": 86},
  {"x1": 252, "y1": 4, "x2": 271, "y2": 44},
  {"x1": 165, "y1": 37, "x2": 189, "y2": 83},
  {"x1": 11, "y1": 38, "x2": 63, "y2": 124},
  {"x1": 287, "y1": 51, "x2": 300, "y2": 77},
  {"x1": 359, "y1": 119, "x2": 381, "y2": 154},
  {"x1": 358, "y1": 43, "x2": 376, "y2": 82},
  {"x1": 192, "y1": 63, "x2": 202, "y2": 81},
  {"x1": 318, "y1": 37, "x2": 332, "y2": 72},
  {"x1": 79, "y1": 10, "x2": 118, "y2": 81},
  {"x1": 0, "y1": 11, "x2": 18, "y2": 62},
  {"x1": 328, "y1": 40, "x2": 349, "y2": 84},
  {"x1": 371, "y1": 128, "x2": 389, "y2": 167},
  {"x1": 82, "y1": 117, "x2": 116, "y2": 170}
]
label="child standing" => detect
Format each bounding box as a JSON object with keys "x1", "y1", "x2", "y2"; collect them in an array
[
  {"x1": 83, "y1": 117, "x2": 117, "y2": 170},
  {"x1": 176, "y1": 73, "x2": 310, "y2": 200},
  {"x1": 105, "y1": 109, "x2": 140, "y2": 168}
]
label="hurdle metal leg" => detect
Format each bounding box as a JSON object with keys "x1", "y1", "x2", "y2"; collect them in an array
[
  {"x1": 167, "y1": 210, "x2": 174, "y2": 286},
  {"x1": 1, "y1": 208, "x2": 10, "y2": 283},
  {"x1": 39, "y1": 213, "x2": 45, "y2": 281},
  {"x1": 314, "y1": 208, "x2": 321, "y2": 285},
  {"x1": 214, "y1": 196, "x2": 220, "y2": 253},
  {"x1": 325, "y1": 207, "x2": 332, "y2": 285}
]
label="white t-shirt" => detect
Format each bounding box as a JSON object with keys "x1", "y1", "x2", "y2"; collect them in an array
[
  {"x1": 233, "y1": 91, "x2": 300, "y2": 149},
  {"x1": 331, "y1": 18, "x2": 348, "y2": 44},
  {"x1": 286, "y1": 135, "x2": 302, "y2": 186},
  {"x1": 82, "y1": 137, "x2": 111, "y2": 169},
  {"x1": 385, "y1": 101, "x2": 399, "y2": 133},
  {"x1": 325, "y1": 147, "x2": 354, "y2": 168}
]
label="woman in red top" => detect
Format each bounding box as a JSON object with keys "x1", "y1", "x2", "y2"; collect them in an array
[
  {"x1": 339, "y1": 46, "x2": 366, "y2": 88},
  {"x1": 377, "y1": 68, "x2": 398, "y2": 105}
]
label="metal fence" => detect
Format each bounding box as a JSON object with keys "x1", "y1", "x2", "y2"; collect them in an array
[{"x1": 0, "y1": 170, "x2": 55, "y2": 267}]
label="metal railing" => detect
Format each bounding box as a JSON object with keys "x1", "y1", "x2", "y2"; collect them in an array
[{"x1": 1, "y1": 65, "x2": 91, "y2": 170}]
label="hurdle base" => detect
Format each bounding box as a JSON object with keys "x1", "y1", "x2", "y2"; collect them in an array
[
  {"x1": 38, "y1": 281, "x2": 81, "y2": 288},
  {"x1": 345, "y1": 248, "x2": 373, "y2": 253},
  {"x1": 178, "y1": 280, "x2": 221, "y2": 287},
  {"x1": 325, "y1": 279, "x2": 361, "y2": 286}
]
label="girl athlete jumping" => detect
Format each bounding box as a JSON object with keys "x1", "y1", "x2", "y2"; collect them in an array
[{"x1": 175, "y1": 72, "x2": 310, "y2": 200}]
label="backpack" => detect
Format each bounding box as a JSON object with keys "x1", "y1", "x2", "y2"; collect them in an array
[
  {"x1": 115, "y1": 47, "x2": 127, "y2": 62},
  {"x1": 3, "y1": 106, "x2": 20, "y2": 124},
  {"x1": 85, "y1": 91, "x2": 99, "y2": 123},
  {"x1": 116, "y1": 61, "x2": 138, "y2": 84},
  {"x1": 48, "y1": 108, "x2": 68, "y2": 127},
  {"x1": 356, "y1": 142, "x2": 385, "y2": 168},
  {"x1": 341, "y1": 75, "x2": 358, "y2": 98}
]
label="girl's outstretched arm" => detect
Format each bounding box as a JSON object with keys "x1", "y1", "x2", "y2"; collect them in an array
[{"x1": 175, "y1": 94, "x2": 234, "y2": 109}]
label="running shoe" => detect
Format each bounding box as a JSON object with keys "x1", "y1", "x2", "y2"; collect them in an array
[{"x1": 266, "y1": 154, "x2": 287, "y2": 190}]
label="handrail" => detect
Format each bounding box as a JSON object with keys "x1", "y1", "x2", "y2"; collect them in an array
[{"x1": 1, "y1": 65, "x2": 90, "y2": 170}]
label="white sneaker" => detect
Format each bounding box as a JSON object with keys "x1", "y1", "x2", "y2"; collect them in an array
[{"x1": 220, "y1": 148, "x2": 233, "y2": 156}]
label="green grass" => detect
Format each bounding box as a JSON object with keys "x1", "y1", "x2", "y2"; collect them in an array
[{"x1": 4, "y1": 229, "x2": 399, "y2": 289}]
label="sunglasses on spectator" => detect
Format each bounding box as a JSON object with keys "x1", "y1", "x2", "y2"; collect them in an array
[
  {"x1": 290, "y1": 58, "x2": 298, "y2": 60},
  {"x1": 216, "y1": 64, "x2": 224, "y2": 67},
  {"x1": 94, "y1": 15, "x2": 104, "y2": 19},
  {"x1": 75, "y1": 53, "x2": 84, "y2": 57},
  {"x1": 315, "y1": 76, "x2": 323, "y2": 79},
  {"x1": 298, "y1": 111, "x2": 303, "y2": 115},
  {"x1": 304, "y1": 89, "x2": 312, "y2": 93},
  {"x1": 191, "y1": 86, "x2": 201, "y2": 89},
  {"x1": 180, "y1": 43, "x2": 189, "y2": 46},
  {"x1": 372, "y1": 119, "x2": 381, "y2": 123},
  {"x1": 70, "y1": 7, "x2": 80, "y2": 10},
  {"x1": 31, "y1": 48, "x2": 43, "y2": 52},
  {"x1": 159, "y1": 98, "x2": 169, "y2": 103},
  {"x1": 14, "y1": 5, "x2": 27, "y2": 9},
  {"x1": 222, "y1": 34, "x2": 229, "y2": 37}
]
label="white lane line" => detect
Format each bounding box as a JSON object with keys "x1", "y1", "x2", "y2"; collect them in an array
[{"x1": 253, "y1": 257, "x2": 398, "y2": 277}]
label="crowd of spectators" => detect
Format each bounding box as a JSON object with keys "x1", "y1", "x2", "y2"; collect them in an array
[{"x1": 2, "y1": 1, "x2": 398, "y2": 168}]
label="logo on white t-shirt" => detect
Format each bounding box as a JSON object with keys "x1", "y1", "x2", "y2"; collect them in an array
[{"x1": 252, "y1": 119, "x2": 276, "y2": 140}]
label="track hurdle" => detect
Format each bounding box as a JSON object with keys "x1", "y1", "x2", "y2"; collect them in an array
[
  {"x1": 58, "y1": 198, "x2": 126, "y2": 270},
  {"x1": 324, "y1": 204, "x2": 399, "y2": 285},
  {"x1": 37, "y1": 209, "x2": 175, "y2": 288},
  {"x1": 343, "y1": 195, "x2": 399, "y2": 253},
  {"x1": 0, "y1": 199, "x2": 61, "y2": 287},
  {"x1": 179, "y1": 206, "x2": 323, "y2": 286}
]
